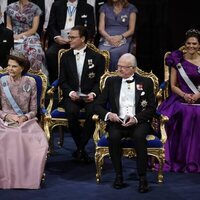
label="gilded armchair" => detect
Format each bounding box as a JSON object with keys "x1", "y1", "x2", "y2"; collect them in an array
[
  {"x1": 92, "y1": 68, "x2": 168, "y2": 184},
  {"x1": 157, "y1": 46, "x2": 187, "y2": 103},
  {"x1": 44, "y1": 43, "x2": 110, "y2": 152}
]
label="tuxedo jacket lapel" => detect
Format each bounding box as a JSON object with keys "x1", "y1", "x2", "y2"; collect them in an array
[
  {"x1": 68, "y1": 51, "x2": 79, "y2": 84},
  {"x1": 114, "y1": 78, "x2": 122, "y2": 111},
  {"x1": 135, "y1": 74, "x2": 142, "y2": 107},
  {"x1": 60, "y1": 1, "x2": 68, "y2": 28},
  {"x1": 81, "y1": 47, "x2": 89, "y2": 78},
  {"x1": 75, "y1": 1, "x2": 82, "y2": 24}
]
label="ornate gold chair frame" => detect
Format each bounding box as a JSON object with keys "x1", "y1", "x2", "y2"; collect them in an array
[
  {"x1": 158, "y1": 46, "x2": 187, "y2": 102},
  {"x1": 43, "y1": 43, "x2": 110, "y2": 152},
  {"x1": 92, "y1": 68, "x2": 168, "y2": 184}
]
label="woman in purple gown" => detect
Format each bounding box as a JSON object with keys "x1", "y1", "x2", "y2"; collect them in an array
[
  {"x1": 98, "y1": 0, "x2": 137, "y2": 71},
  {"x1": 0, "y1": 51, "x2": 48, "y2": 189},
  {"x1": 158, "y1": 29, "x2": 200, "y2": 173}
]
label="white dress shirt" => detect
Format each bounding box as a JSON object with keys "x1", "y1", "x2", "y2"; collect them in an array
[
  {"x1": 104, "y1": 75, "x2": 138, "y2": 122},
  {"x1": 73, "y1": 45, "x2": 87, "y2": 93},
  {"x1": 119, "y1": 77, "x2": 135, "y2": 119}
]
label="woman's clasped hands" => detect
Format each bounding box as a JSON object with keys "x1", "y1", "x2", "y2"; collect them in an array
[{"x1": 183, "y1": 93, "x2": 200, "y2": 104}]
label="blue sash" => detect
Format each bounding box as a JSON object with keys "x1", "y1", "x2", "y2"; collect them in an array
[{"x1": 0, "y1": 76, "x2": 24, "y2": 116}]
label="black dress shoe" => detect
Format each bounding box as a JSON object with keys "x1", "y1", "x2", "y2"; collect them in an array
[
  {"x1": 81, "y1": 150, "x2": 94, "y2": 164},
  {"x1": 73, "y1": 150, "x2": 94, "y2": 164},
  {"x1": 72, "y1": 150, "x2": 79, "y2": 159},
  {"x1": 113, "y1": 175, "x2": 124, "y2": 189},
  {"x1": 138, "y1": 176, "x2": 149, "y2": 193}
]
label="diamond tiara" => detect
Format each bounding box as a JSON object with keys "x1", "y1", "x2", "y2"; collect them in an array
[
  {"x1": 185, "y1": 29, "x2": 200, "y2": 36},
  {"x1": 10, "y1": 49, "x2": 27, "y2": 60}
]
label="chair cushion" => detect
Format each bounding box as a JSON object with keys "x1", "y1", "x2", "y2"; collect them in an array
[
  {"x1": 97, "y1": 134, "x2": 163, "y2": 148},
  {"x1": 51, "y1": 107, "x2": 86, "y2": 119},
  {"x1": 51, "y1": 107, "x2": 67, "y2": 118}
]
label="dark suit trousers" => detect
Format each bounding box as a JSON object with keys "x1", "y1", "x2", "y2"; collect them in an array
[
  {"x1": 63, "y1": 98, "x2": 95, "y2": 150},
  {"x1": 107, "y1": 122, "x2": 150, "y2": 176}
]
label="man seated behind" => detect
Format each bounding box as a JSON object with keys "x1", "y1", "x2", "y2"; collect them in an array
[
  {"x1": 46, "y1": 0, "x2": 95, "y2": 84},
  {"x1": 59, "y1": 25, "x2": 105, "y2": 163},
  {"x1": 94, "y1": 53, "x2": 156, "y2": 193}
]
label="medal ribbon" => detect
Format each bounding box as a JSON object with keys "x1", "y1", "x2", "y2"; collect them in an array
[{"x1": 67, "y1": 6, "x2": 76, "y2": 18}]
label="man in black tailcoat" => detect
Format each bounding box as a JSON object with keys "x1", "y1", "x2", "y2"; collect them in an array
[
  {"x1": 94, "y1": 53, "x2": 156, "y2": 192},
  {"x1": 59, "y1": 25, "x2": 105, "y2": 163}
]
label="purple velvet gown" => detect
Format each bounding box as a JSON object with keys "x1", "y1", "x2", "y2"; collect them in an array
[{"x1": 158, "y1": 50, "x2": 200, "y2": 173}]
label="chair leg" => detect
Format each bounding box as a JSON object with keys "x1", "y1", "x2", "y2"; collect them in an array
[
  {"x1": 149, "y1": 156, "x2": 156, "y2": 170},
  {"x1": 40, "y1": 172, "x2": 46, "y2": 188},
  {"x1": 157, "y1": 156, "x2": 164, "y2": 183},
  {"x1": 95, "y1": 150, "x2": 103, "y2": 183},
  {"x1": 49, "y1": 130, "x2": 55, "y2": 154},
  {"x1": 58, "y1": 126, "x2": 65, "y2": 147}
]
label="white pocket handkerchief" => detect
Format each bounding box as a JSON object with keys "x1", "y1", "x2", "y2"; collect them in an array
[
  {"x1": 81, "y1": 15, "x2": 87, "y2": 18},
  {"x1": 89, "y1": 64, "x2": 94, "y2": 69}
]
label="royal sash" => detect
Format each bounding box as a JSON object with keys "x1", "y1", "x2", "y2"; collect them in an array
[
  {"x1": 176, "y1": 63, "x2": 199, "y2": 94},
  {"x1": 0, "y1": 76, "x2": 24, "y2": 116}
]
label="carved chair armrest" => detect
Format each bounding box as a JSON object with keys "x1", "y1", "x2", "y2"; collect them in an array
[
  {"x1": 40, "y1": 107, "x2": 48, "y2": 115},
  {"x1": 151, "y1": 111, "x2": 168, "y2": 145},
  {"x1": 156, "y1": 80, "x2": 170, "y2": 106},
  {"x1": 46, "y1": 79, "x2": 59, "y2": 114},
  {"x1": 159, "y1": 114, "x2": 169, "y2": 144},
  {"x1": 92, "y1": 114, "x2": 108, "y2": 146},
  {"x1": 92, "y1": 114, "x2": 101, "y2": 145}
]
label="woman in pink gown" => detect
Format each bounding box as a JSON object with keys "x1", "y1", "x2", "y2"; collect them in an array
[{"x1": 0, "y1": 51, "x2": 48, "y2": 189}]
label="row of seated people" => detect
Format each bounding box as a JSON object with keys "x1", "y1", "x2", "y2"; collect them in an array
[
  {"x1": 42, "y1": 26, "x2": 200, "y2": 187},
  {"x1": 0, "y1": 25, "x2": 200, "y2": 192},
  {"x1": 0, "y1": 42, "x2": 157, "y2": 193},
  {"x1": 0, "y1": 0, "x2": 137, "y2": 84},
  {"x1": 0, "y1": 24, "x2": 108, "y2": 190}
]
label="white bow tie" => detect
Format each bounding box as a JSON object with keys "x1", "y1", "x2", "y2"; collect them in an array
[{"x1": 73, "y1": 49, "x2": 85, "y2": 55}]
